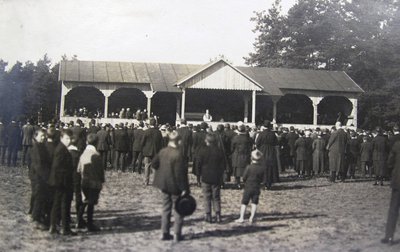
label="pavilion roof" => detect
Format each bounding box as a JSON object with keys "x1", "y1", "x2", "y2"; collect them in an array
[{"x1": 59, "y1": 60, "x2": 364, "y2": 95}]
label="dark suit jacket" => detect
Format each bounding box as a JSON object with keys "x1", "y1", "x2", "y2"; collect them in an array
[
  {"x1": 152, "y1": 146, "x2": 189, "y2": 195},
  {"x1": 6, "y1": 122, "x2": 21, "y2": 150},
  {"x1": 287, "y1": 131, "x2": 299, "y2": 156},
  {"x1": 388, "y1": 141, "x2": 400, "y2": 190},
  {"x1": 114, "y1": 128, "x2": 129, "y2": 152},
  {"x1": 141, "y1": 127, "x2": 163, "y2": 157},
  {"x1": 372, "y1": 134, "x2": 389, "y2": 161},
  {"x1": 72, "y1": 126, "x2": 87, "y2": 151},
  {"x1": 295, "y1": 137, "x2": 312, "y2": 161},
  {"x1": 22, "y1": 124, "x2": 35, "y2": 146},
  {"x1": 327, "y1": 129, "x2": 348, "y2": 156},
  {"x1": 191, "y1": 130, "x2": 206, "y2": 158},
  {"x1": 29, "y1": 141, "x2": 51, "y2": 183},
  {"x1": 198, "y1": 145, "x2": 225, "y2": 185},
  {"x1": 132, "y1": 128, "x2": 144, "y2": 152},
  {"x1": 360, "y1": 141, "x2": 372, "y2": 162},
  {"x1": 256, "y1": 129, "x2": 278, "y2": 161},
  {"x1": 231, "y1": 133, "x2": 252, "y2": 169},
  {"x1": 177, "y1": 126, "x2": 192, "y2": 159},
  {"x1": 96, "y1": 129, "x2": 111, "y2": 151},
  {"x1": 48, "y1": 143, "x2": 74, "y2": 189}
]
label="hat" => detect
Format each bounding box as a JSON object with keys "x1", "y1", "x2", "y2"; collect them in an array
[
  {"x1": 200, "y1": 122, "x2": 208, "y2": 130},
  {"x1": 168, "y1": 131, "x2": 180, "y2": 141},
  {"x1": 263, "y1": 120, "x2": 271, "y2": 128},
  {"x1": 238, "y1": 124, "x2": 246, "y2": 133},
  {"x1": 175, "y1": 194, "x2": 196, "y2": 217},
  {"x1": 251, "y1": 150, "x2": 263, "y2": 162}
]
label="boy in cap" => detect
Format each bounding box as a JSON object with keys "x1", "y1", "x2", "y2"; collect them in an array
[{"x1": 235, "y1": 150, "x2": 265, "y2": 223}]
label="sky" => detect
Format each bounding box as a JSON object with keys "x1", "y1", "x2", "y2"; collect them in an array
[{"x1": 0, "y1": 0, "x2": 297, "y2": 67}]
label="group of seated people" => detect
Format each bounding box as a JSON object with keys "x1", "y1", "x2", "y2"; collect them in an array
[{"x1": 64, "y1": 107, "x2": 152, "y2": 121}]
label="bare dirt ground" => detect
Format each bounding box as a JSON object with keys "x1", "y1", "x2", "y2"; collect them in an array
[{"x1": 0, "y1": 164, "x2": 399, "y2": 252}]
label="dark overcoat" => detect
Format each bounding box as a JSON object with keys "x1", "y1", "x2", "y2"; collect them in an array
[
  {"x1": 141, "y1": 127, "x2": 163, "y2": 158},
  {"x1": 22, "y1": 124, "x2": 35, "y2": 146},
  {"x1": 132, "y1": 128, "x2": 144, "y2": 152},
  {"x1": 48, "y1": 143, "x2": 74, "y2": 189},
  {"x1": 197, "y1": 145, "x2": 225, "y2": 185},
  {"x1": 114, "y1": 128, "x2": 129, "y2": 152},
  {"x1": 327, "y1": 129, "x2": 348, "y2": 172},
  {"x1": 372, "y1": 134, "x2": 389, "y2": 177},
  {"x1": 231, "y1": 133, "x2": 252, "y2": 177},
  {"x1": 96, "y1": 129, "x2": 111, "y2": 152},
  {"x1": 29, "y1": 141, "x2": 51, "y2": 183},
  {"x1": 312, "y1": 138, "x2": 325, "y2": 173},
  {"x1": 177, "y1": 126, "x2": 192, "y2": 160},
  {"x1": 388, "y1": 141, "x2": 400, "y2": 190}
]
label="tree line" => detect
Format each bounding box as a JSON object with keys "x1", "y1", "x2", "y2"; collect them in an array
[{"x1": 246, "y1": 0, "x2": 400, "y2": 129}]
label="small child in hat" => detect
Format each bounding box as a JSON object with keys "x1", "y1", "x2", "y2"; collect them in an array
[{"x1": 235, "y1": 150, "x2": 265, "y2": 223}]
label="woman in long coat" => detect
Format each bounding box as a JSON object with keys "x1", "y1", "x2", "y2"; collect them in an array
[
  {"x1": 231, "y1": 125, "x2": 252, "y2": 189},
  {"x1": 255, "y1": 121, "x2": 278, "y2": 189}
]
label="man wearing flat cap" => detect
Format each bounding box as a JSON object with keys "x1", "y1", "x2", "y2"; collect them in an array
[{"x1": 152, "y1": 131, "x2": 189, "y2": 242}]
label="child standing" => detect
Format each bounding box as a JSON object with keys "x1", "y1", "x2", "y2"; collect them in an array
[
  {"x1": 235, "y1": 150, "x2": 265, "y2": 223},
  {"x1": 77, "y1": 133, "x2": 105, "y2": 232}
]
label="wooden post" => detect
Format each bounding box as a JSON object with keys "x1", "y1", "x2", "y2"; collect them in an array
[
  {"x1": 251, "y1": 90, "x2": 256, "y2": 123},
  {"x1": 310, "y1": 96, "x2": 322, "y2": 126},
  {"x1": 104, "y1": 95, "x2": 109, "y2": 118},
  {"x1": 244, "y1": 94, "x2": 249, "y2": 123},
  {"x1": 181, "y1": 89, "x2": 186, "y2": 119},
  {"x1": 142, "y1": 91, "x2": 155, "y2": 118}
]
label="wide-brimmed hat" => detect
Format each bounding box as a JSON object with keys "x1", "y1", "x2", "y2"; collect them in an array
[
  {"x1": 175, "y1": 194, "x2": 196, "y2": 217},
  {"x1": 251, "y1": 150, "x2": 263, "y2": 161}
]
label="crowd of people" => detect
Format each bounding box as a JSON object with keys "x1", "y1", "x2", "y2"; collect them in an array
[
  {"x1": 0, "y1": 116, "x2": 400, "y2": 244},
  {"x1": 63, "y1": 107, "x2": 155, "y2": 120}
]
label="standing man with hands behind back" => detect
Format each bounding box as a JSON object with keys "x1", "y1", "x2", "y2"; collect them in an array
[{"x1": 152, "y1": 131, "x2": 190, "y2": 242}]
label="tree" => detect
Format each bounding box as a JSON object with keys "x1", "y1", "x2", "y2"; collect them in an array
[{"x1": 246, "y1": 0, "x2": 400, "y2": 128}]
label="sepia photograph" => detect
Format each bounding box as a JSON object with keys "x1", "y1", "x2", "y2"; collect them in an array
[{"x1": 0, "y1": 0, "x2": 400, "y2": 251}]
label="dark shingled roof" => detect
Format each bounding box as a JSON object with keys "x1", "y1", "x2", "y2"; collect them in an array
[{"x1": 59, "y1": 60, "x2": 363, "y2": 95}]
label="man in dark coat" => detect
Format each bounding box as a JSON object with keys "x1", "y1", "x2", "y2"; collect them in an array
[
  {"x1": 152, "y1": 131, "x2": 189, "y2": 242},
  {"x1": 198, "y1": 133, "x2": 225, "y2": 223},
  {"x1": 30, "y1": 129, "x2": 51, "y2": 230},
  {"x1": 326, "y1": 122, "x2": 348, "y2": 182},
  {"x1": 48, "y1": 129, "x2": 76, "y2": 235},
  {"x1": 256, "y1": 121, "x2": 278, "y2": 190},
  {"x1": 372, "y1": 127, "x2": 389, "y2": 185},
  {"x1": 191, "y1": 123, "x2": 207, "y2": 186},
  {"x1": 176, "y1": 119, "x2": 192, "y2": 166},
  {"x1": 223, "y1": 123, "x2": 236, "y2": 182},
  {"x1": 231, "y1": 124, "x2": 252, "y2": 189},
  {"x1": 295, "y1": 131, "x2": 313, "y2": 177},
  {"x1": 113, "y1": 123, "x2": 129, "y2": 172},
  {"x1": 141, "y1": 118, "x2": 163, "y2": 185},
  {"x1": 71, "y1": 119, "x2": 86, "y2": 153},
  {"x1": 287, "y1": 126, "x2": 299, "y2": 170},
  {"x1": 22, "y1": 120, "x2": 35, "y2": 166},
  {"x1": 382, "y1": 136, "x2": 400, "y2": 244},
  {"x1": 131, "y1": 122, "x2": 145, "y2": 173},
  {"x1": 346, "y1": 132, "x2": 360, "y2": 180},
  {"x1": 0, "y1": 118, "x2": 6, "y2": 165},
  {"x1": 6, "y1": 120, "x2": 21, "y2": 167},
  {"x1": 96, "y1": 124, "x2": 111, "y2": 170}
]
